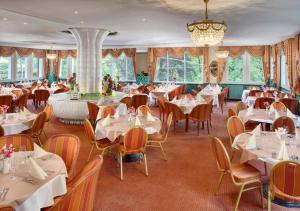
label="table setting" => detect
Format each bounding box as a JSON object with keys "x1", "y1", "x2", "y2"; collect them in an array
[
  {"x1": 150, "y1": 84, "x2": 179, "y2": 100},
  {"x1": 169, "y1": 95, "x2": 207, "y2": 114},
  {"x1": 198, "y1": 84, "x2": 221, "y2": 107}
]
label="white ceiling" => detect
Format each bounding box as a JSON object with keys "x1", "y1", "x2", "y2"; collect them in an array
[{"x1": 0, "y1": 0, "x2": 299, "y2": 49}]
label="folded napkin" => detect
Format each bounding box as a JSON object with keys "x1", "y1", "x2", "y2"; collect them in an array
[
  {"x1": 245, "y1": 135, "x2": 257, "y2": 150},
  {"x1": 284, "y1": 94, "x2": 288, "y2": 99},
  {"x1": 135, "y1": 117, "x2": 142, "y2": 126},
  {"x1": 246, "y1": 105, "x2": 254, "y2": 116},
  {"x1": 101, "y1": 115, "x2": 110, "y2": 126},
  {"x1": 277, "y1": 142, "x2": 289, "y2": 160},
  {"x1": 274, "y1": 110, "x2": 281, "y2": 120},
  {"x1": 260, "y1": 93, "x2": 264, "y2": 97},
  {"x1": 113, "y1": 110, "x2": 120, "y2": 118},
  {"x1": 33, "y1": 143, "x2": 49, "y2": 158},
  {"x1": 287, "y1": 109, "x2": 296, "y2": 119},
  {"x1": 117, "y1": 103, "x2": 127, "y2": 115},
  {"x1": 27, "y1": 157, "x2": 48, "y2": 180},
  {"x1": 190, "y1": 100, "x2": 196, "y2": 106},
  {"x1": 147, "y1": 112, "x2": 155, "y2": 122},
  {"x1": 252, "y1": 124, "x2": 261, "y2": 136}
]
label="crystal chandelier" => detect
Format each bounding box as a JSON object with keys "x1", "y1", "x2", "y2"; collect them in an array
[{"x1": 187, "y1": 0, "x2": 227, "y2": 46}]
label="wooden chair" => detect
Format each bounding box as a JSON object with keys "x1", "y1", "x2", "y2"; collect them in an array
[
  {"x1": 147, "y1": 113, "x2": 173, "y2": 160},
  {"x1": 0, "y1": 125, "x2": 4, "y2": 137},
  {"x1": 165, "y1": 102, "x2": 187, "y2": 132},
  {"x1": 197, "y1": 85, "x2": 204, "y2": 92},
  {"x1": 120, "y1": 96, "x2": 132, "y2": 108},
  {"x1": 272, "y1": 116, "x2": 295, "y2": 134},
  {"x1": 191, "y1": 89, "x2": 198, "y2": 97},
  {"x1": 45, "y1": 156, "x2": 103, "y2": 211},
  {"x1": 0, "y1": 95, "x2": 12, "y2": 110},
  {"x1": 132, "y1": 94, "x2": 148, "y2": 110},
  {"x1": 15, "y1": 84, "x2": 24, "y2": 89},
  {"x1": 137, "y1": 85, "x2": 146, "y2": 93},
  {"x1": 43, "y1": 104, "x2": 53, "y2": 137},
  {"x1": 83, "y1": 119, "x2": 117, "y2": 162},
  {"x1": 101, "y1": 106, "x2": 115, "y2": 118},
  {"x1": 34, "y1": 89, "x2": 50, "y2": 109},
  {"x1": 227, "y1": 116, "x2": 245, "y2": 147},
  {"x1": 23, "y1": 111, "x2": 47, "y2": 146},
  {"x1": 87, "y1": 102, "x2": 99, "y2": 126},
  {"x1": 43, "y1": 134, "x2": 80, "y2": 180},
  {"x1": 0, "y1": 134, "x2": 33, "y2": 151},
  {"x1": 211, "y1": 137, "x2": 264, "y2": 211},
  {"x1": 157, "y1": 96, "x2": 167, "y2": 122},
  {"x1": 218, "y1": 90, "x2": 226, "y2": 114},
  {"x1": 54, "y1": 88, "x2": 66, "y2": 94},
  {"x1": 228, "y1": 108, "x2": 237, "y2": 117},
  {"x1": 270, "y1": 101, "x2": 286, "y2": 112},
  {"x1": 235, "y1": 101, "x2": 247, "y2": 114},
  {"x1": 268, "y1": 161, "x2": 300, "y2": 211},
  {"x1": 11, "y1": 89, "x2": 22, "y2": 98},
  {"x1": 119, "y1": 127, "x2": 148, "y2": 180},
  {"x1": 137, "y1": 105, "x2": 151, "y2": 116},
  {"x1": 13, "y1": 93, "x2": 29, "y2": 110},
  {"x1": 279, "y1": 98, "x2": 299, "y2": 115},
  {"x1": 278, "y1": 92, "x2": 292, "y2": 99},
  {"x1": 249, "y1": 90, "x2": 262, "y2": 97},
  {"x1": 189, "y1": 104, "x2": 212, "y2": 135},
  {"x1": 0, "y1": 206, "x2": 15, "y2": 211},
  {"x1": 254, "y1": 97, "x2": 275, "y2": 109}
]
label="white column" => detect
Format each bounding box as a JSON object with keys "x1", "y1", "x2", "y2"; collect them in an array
[{"x1": 70, "y1": 28, "x2": 109, "y2": 93}]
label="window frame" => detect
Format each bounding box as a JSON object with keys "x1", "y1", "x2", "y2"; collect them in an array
[{"x1": 0, "y1": 56, "x2": 12, "y2": 81}]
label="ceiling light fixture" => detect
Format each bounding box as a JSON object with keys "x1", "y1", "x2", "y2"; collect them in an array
[
  {"x1": 187, "y1": 0, "x2": 227, "y2": 46},
  {"x1": 74, "y1": 10, "x2": 78, "y2": 14},
  {"x1": 23, "y1": 22, "x2": 28, "y2": 25},
  {"x1": 3, "y1": 17, "x2": 8, "y2": 21},
  {"x1": 46, "y1": 45, "x2": 57, "y2": 60}
]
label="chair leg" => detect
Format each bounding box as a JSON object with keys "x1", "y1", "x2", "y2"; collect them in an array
[
  {"x1": 143, "y1": 153, "x2": 149, "y2": 176},
  {"x1": 264, "y1": 162, "x2": 268, "y2": 176},
  {"x1": 197, "y1": 122, "x2": 200, "y2": 136},
  {"x1": 234, "y1": 184, "x2": 245, "y2": 211},
  {"x1": 159, "y1": 143, "x2": 167, "y2": 161},
  {"x1": 87, "y1": 145, "x2": 95, "y2": 162},
  {"x1": 268, "y1": 189, "x2": 272, "y2": 211},
  {"x1": 214, "y1": 172, "x2": 225, "y2": 195},
  {"x1": 260, "y1": 183, "x2": 265, "y2": 209},
  {"x1": 37, "y1": 136, "x2": 43, "y2": 146},
  {"x1": 207, "y1": 121, "x2": 210, "y2": 134},
  {"x1": 119, "y1": 152, "x2": 123, "y2": 180}
]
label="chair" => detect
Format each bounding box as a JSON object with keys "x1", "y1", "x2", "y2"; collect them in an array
[
  {"x1": 87, "y1": 102, "x2": 99, "y2": 126},
  {"x1": 54, "y1": 88, "x2": 66, "y2": 94},
  {"x1": 197, "y1": 85, "x2": 204, "y2": 92},
  {"x1": 45, "y1": 156, "x2": 103, "y2": 211},
  {"x1": 34, "y1": 89, "x2": 50, "y2": 109},
  {"x1": 249, "y1": 90, "x2": 262, "y2": 97},
  {"x1": 0, "y1": 125, "x2": 4, "y2": 137},
  {"x1": 15, "y1": 84, "x2": 24, "y2": 89},
  {"x1": 211, "y1": 137, "x2": 264, "y2": 211},
  {"x1": 43, "y1": 134, "x2": 80, "y2": 180},
  {"x1": 132, "y1": 94, "x2": 148, "y2": 110},
  {"x1": 0, "y1": 206, "x2": 15, "y2": 211},
  {"x1": 119, "y1": 127, "x2": 148, "y2": 180},
  {"x1": 189, "y1": 104, "x2": 212, "y2": 135},
  {"x1": 191, "y1": 89, "x2": 198, "y2": 97},
  {"x1": 270, "y1": 101, "x2": 286, "y2": 112},
  {"x1": 0, "y1": 134, "x2": 33, "y2": 151},
  {"x1": 272, "y1": 116, "x2": 295, "y2": 134},
  {"x1": 0, "y1": 95, "x2": 12, "y2": 109},
  {"x1": 11, "y1": 89, "x2": 22, "y2": 98},
  {"x1": 228, "y1": 108, "x2": 237, "y2": 117},
  {"x1": 147, "y1": 113, "x2": 173, "y2": 160},
  {"x1": 128, "y1": 89, "x2": 140, "y2": 95},
  {"x1": 227, "y1": 116, "x2": 245, "y2": 147},
  {"x1": 165, "y1": 102, "x2": 187, "y2": 132},
  {"x1": 83, "y1": 119, "x2": 117, "y2": 162},
  {"x1": 218, "y1": 90, "x2": 226, "y2": 114},
  {"x1": 43, "y1": 104, "x2": 53, "y2": 137},
  {"x1": 279, "y1": 98, "x2": 299, "y2": 115},
  {"x1": 223, "y1": 87, "x2": 229, "y2": 103},
  {"x1": 157, "y1": 96, "x2": 167, "y2": 122},
  {"x1": 254, "y1": 97, "x2": 275, "y2": 109},
  {"x1": 137, "y1": 85, "x2": 145, "y2": 93},
  {"x1": 137, "y1": 105, "x2": 151, "y2": 116},
  {"x1": 101, "y1": 106, "x2": 115, "y2": 118},
  {"x1": 278, "y1": 92, "x2": 292, "y2": 99},
  {"x1": 235, "y1": 101, "x2": 247, "y2": 114},
  {"x1": 24, "y1": 111, "x2": 47, "y2": 146},
  {"x1": 268, "y1": 161, "x2": 300, "y2": 211},
  {"x1": 120, "y1": 96, "x2": 132, "y2": 108}
]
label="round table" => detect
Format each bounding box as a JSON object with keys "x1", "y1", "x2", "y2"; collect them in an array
[
  {"x1": 0, "y1": 151, "x2": 67, "y2": 211},
  {"x1": 170, "y1": 98, "x2": 207, "y2": 114},
  {"x1": 0, "y1": 113, "x2": 36, "y2": 136}
]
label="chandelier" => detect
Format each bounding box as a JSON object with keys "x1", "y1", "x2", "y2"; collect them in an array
[{"x1": 187, "y1": 0, "x2": 227, "y2": 46}]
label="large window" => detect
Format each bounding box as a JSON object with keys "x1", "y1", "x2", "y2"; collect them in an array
[
  {"x1": 0, "y1": 57, "x2": 12, "y2": 80},
  {"x1": 227, "y1": 56, "x2": 243, "y2": 83},
  {"x1": 280, "y1": 54, "x2": 289, "y2": 89},
  {"x1": 102, "y1": 53, "x2": 135, "y2": 81},
  {"x1": 60, "y1": 58, "x2": 69, "y2": 79},
  {"x1": 16, "y1": 55, "x2": 28, "y2": 80},
  {"x1": 249, "y1": 56, "x2": 264, "y2": 83},
  {"x1": 59, "y1": 57, "x2": 77, "y2": 79},
  {"x1": 32, "y1": 57, "x2": 43, "y2": 79},
  {"x1": 155, "y1": 52, "x2": 203, "y2": 83}
]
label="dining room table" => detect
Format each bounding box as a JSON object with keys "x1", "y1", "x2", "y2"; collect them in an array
[
  {"x1": 0, "y1": 151, "x2": 67, "y2": 211},
  {"x1": 197, "y1": 84, "x2": 221, "y2": 107},
  {"x1": 149, "y1": 84, "x2": 179, "y2": 101},
  {"x1": 169, "y1": 97, "x2": 208, "y2": 115}
]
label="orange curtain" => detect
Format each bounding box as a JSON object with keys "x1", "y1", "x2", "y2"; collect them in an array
[{"x1": 217, "y1": 58, "x2": 226, "y2": 83}]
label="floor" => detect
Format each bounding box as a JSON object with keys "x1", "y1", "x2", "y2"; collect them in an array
[{"x1": 32, "y1": 100, "x2": 297, "y2": 211}]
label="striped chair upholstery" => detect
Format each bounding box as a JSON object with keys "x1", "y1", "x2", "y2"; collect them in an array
[
  {"x1": 278, "y1": 92, "x2": 292, "y2": 99},
  {"x1": 128, "y1": 89, "x2": 140, "y2": 95},
  {"x1": 0, "y1": 125, "x2": 4, "y2": 137},
  {"x1": 0, "y1": 134, "x2": 33, "y2": 151},
  {"x1": 227, "y1": 116, "x2": 245, "y2": 145},
  {"x1": 43, "y1": 134, "x2": 80, "y2": 179},
  {"x1": 101, "y1": 106, "x2": 115, "y2": 118},
  {"x1": 270, "y1": 101, "x2": 287, "y2": 112},
  {"x1": 0, "y1": 95, "x2": 12, "y2": 109},
  {"x1": 254, "y1": 97, "x2": 275, "y2": 109},
  {"x1": 228, "y1": 108, "x2": 237, "y2": 118},
  {"x1": 120, "y1": 96, "x2": 132, "y2": 108},
  {"x1": 279, "y1": 98, "x2": 299, "y2": 115},
  {"x1": 272, "y1": 116, "x2": 295, "y2": 134},
  {"x1": 0, "y1": 205, "x2": 15, "y2": 211},
  {"x1": 268, "y1": 161, "x2": 300, "y2": 210},
  {"x1": 137, "y1": 105, "x2": 151, "y2": 116},
  {"x1": 132, "y1": 94, "x2": 148, "y2": 110},
  {"x1": 43, "y1": 104, "x2": 53, "y2": 123},
  {"x1": 168, "y1": 90, "x2": 176, "y2": 101},
  {"x1": 165, "y1": 102, "x2": 187, "y2": 131},
  {"x1": 24, "y1": 111, "x2": 46, "y2": 145},
  {"x1": 87, "y1": 102, "x2": 99, "y2": 124},
  {"x1": 34, "y1": 89, "x2": 50, "y2": 108},
  {"x1": 189, "y1": 104, "x2": 212, "y2": 134},
  {"x1": 191, "y1": 89, "x2": 198, "y2": 97},
  {"x1": 15, "y1": 84, "x2": 24, "y2": 89},
  {"x1": 137, "y1": 85, "x2": 145, "y2": 93},
  {"x1": 45, "y1": 157, "x2": 103, "y2": 211}
]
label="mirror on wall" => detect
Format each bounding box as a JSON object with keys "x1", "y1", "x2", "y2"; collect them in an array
[{"x1": 210, "y1": 60, "x2": 218, "y2": 77}]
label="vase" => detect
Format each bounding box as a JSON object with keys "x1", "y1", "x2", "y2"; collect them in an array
[{"x1": 2, "y1": 158, "x2": 11, "y2": 174}]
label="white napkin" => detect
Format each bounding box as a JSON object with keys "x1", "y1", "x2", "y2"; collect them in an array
[
  {"x1": 147, "y1": 112, "x2": 155, "y2": 122},
  {"x1": 135, "y1": 117, "x2": 142, "y2": 126},
  {"x1": 275, "y1": 110, "x2": 281, "y2": 120},
  {"x1": 22, "y1": 107, "x2": 31, "y2": 115},
  {"x1": 287, "y1": 109, "x2": 296, "y2": 119},
  {"x1": 101, "y1": 115, "x2": 110, "y2": 126},
  {"x1": 27, "y1": 157, "x2": 48, "y2": 180},
  {"x1": 196, "y1": 94, "x2": 205, "y2": 102},
  {"x1": 284, "y1": 94, "x2": 288, "y2": 99},
  {"x1": 252, "y1": 124, "x2": 261, "y2": 136},
  {"x1": 117, "y1": 103, "x2": 127, "y2": 115},
  {"x1": 190, "y1": 100, "x2": 196, "y2": 106},
  {"x1": 246, "y1": 105, "x2": 254, "y2": 116},
  {"x1": 33, "y1": 143, "x2": 49, "y2": 158},
  {"x1": 260, "y1": 93, "x2": 264, "y2": 97},
  {"x1": 245, "y1": 135, "x2": 257, "y2": 150},
  {"x1": 113, "y1": 110, "x2": 120, "y2": 118},
  {"x1": 145, "y1": 127, "x2": 156, "y2": 134},
  {"x1": 277, "y1": 142, "x2": 289, "y2": 160}
]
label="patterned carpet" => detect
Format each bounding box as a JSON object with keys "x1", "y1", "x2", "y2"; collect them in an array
[{"x1": 31, "y1": 101, "x2": 297, "y2": 211}]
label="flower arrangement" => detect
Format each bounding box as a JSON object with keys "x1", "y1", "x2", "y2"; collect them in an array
[
  {"x1": 102, "y1": 74, "x2": 113, "y2": 96},
  {"x1": 1, "y1": 144, "x2": 14, "y2": 159},
  {"x1": 0, "y1": 105, "x2": 9, "y2": 114}
]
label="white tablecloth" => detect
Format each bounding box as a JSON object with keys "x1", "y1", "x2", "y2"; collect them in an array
[
  {"x1": 241, "y1": 90, "x2": 250, "y2": 104},
  {"x1": 0, "y1": 113, "x2": 36, "y2": 135},
  {"x1": 150, "y1": 85, "x2": 179, "y2": 101},
  {"x1": 170, "y1": 98, "x2": 207, "y2": 114},
  {"x1": 198, "y1": 85, "x2": 221, "y2": 107}
]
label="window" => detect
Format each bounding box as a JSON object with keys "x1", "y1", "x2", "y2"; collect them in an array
[
  {"x1": 102, "y1": 53, "x2": 135, "y2": 81},
  {"x1": 59, "y1": 58, "x2": 69, "y2": 79},
  {"x1": 155, "y1": 52, "x2": 203, "y2": 83},
  {"x1": 249, "y1": 56, "x2": 264, "y2": 83},
  {"x1": 280, "y1": 54, "x2": 289, "y2": 89},
  {"x1": 32, "y1": 57, "x2": 43, "y2": 79},
  {"x1": 0, "y1": 57, "x2": 11, "y2": 80},
  {"x1": 270, "y1": 56, "x2": 274, "y2": 80},
  {"x1": 71, "y1": 58, "x2": 77, "y2": 74},
  {"x1": 227, "y1": 56, "x2": 243, "y2": 83},
  {"x1": 16, "y1": 55, "x2": 28, "y2": 79}
]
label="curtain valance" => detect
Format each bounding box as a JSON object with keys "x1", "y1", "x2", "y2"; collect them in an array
[
  {"x1": 58, "y1": 50, "x2": 77, "y2": 59},
  {"x1": 0, "y1": 46, "x2": 47, "y2": 58},
  {"x1": 102, "y1": 48, "x2": 136, "y2": 58}
]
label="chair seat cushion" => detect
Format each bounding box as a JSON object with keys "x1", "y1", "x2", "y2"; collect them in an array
[{"x1": 231, "y1": 163, "x2": 261, "y2": 182}]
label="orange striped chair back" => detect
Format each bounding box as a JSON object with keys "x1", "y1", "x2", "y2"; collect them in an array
[
  {"x1": 137, "y1": 105, "x2": 151, "y2": 116},
  {"x1": 0, "y1": 134, "x2": 33, "y2": 151},
  {"x1": 270, "y1": 101, "x2": 286, "y2": 112},
  {"x1": 0, "y1": 95, "x2": 12, "y2": 108},
  {"x1": 157, "y1": 96, "x2": 166, "y2": 112},
  {"x1": 269, "y1": 161, "x2": 300, "y2": 203},
  {"x1": 47, "y1": 157, "x2": 103, "y2": 211},
  {"x1": 101, "y1": 106, "x2": 115, "y2": 118},
  {"x1": 227, "y1": 116, "x2": 245, "y2": 144},
  {"x1": 83, "y1": 119, "x2": 96, "y2": 143},
  {"x1": 15, "y1": 84, "x2": 24, "y2": 89},
  {"x1": 0, "y1": 205, "x2": 15, "y2": 211},
  {"x1": 165, "y1": 102, "x2": 185, "y2": 121},
  {"x1": 132, "y1": 94, "x2": 148, "y2": 110},
  {"x1": 43, "y1": 104, "x2": 53, "y2": 123},
  {"x1": 264, "y1": 92, "x2": 273, "y2": 98},
  {"x1": 190, "y1": 104, "x2": 212, "y2": 122},
  {"x1": 254, "y1": 97, "x2": 275, "y2": 109},
  {"x1": 235, "y1": 101, "x2": 247, "y2": 114},
  {"x1": 279, "y1": 98, "x2": 299, "y2": 115},
  {"x1": 87, "y1": 102, "x2": 99, "y2": 123},
  {"x1": 0, "y1": 126, "x2": 4, "y2": 137},
  {"x1": 223, "y1": 87, "x2": 229, "y2": 98},
  {"x1": 168, "y1": 90, "x2": 176, "y2": 101},
  {"x1": 211, "y1": 137, "x2": 231, "y2": 171},
  {"x1": 35, "y1": 89, "x2": 50, "y2": 102},
  {"x1": 120, "y1": 97, "x2": 132, "y2": 108},
  {"x1": 44, "y1": 134, "x2": 80, "y2": 179},
  {"x1": 228, "y1": 108, "x2": 237, "y2": 117},
  {"x1": 121, "y1": 127, "x2": 148, "y2": 154},
  {"x1": 272, "y1": 116, "x2": 295, "y2": 134},
  {"x1": 191, "y1": 89, "x2": 198, "y2": 97},
  {"x1": 31, "y1": 112, "x2": 46, "y2": 134},
  {"x1": 197, "y1": 85, "x2": 204, "y2": 92},
  {"x1": 137, "y1": 85, "x2": 145, "y2": 93}
]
